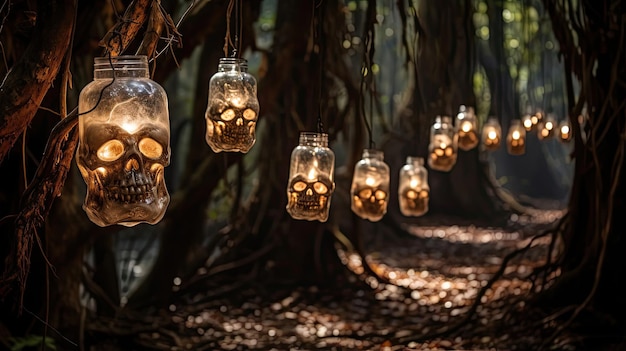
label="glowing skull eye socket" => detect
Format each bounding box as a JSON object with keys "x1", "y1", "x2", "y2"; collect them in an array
[
  {"x1": 313, "y1": 182, "x2": 328, "y2": 194},
  {"x1": 139, "y1": 138, "x2": 163, "y2": 159},
  {"x1": 374, "y1": 190, "x2": 387, "y2": 200},
  {"x1": 97, "y1": 140, "x2": 124, "y2": 162},
  {"x1": 221, "y1": 109, "x2": 236, "y2": 121},
  {"x1": 406, "y1": 190, "x2": 418, "y2": 199},
  {"x1": 293, "y1": 181, "x2": 308, "y2": 192},
  {"x1": 243, "y1": 109, "x2": 256, "y2": 120},
  {"x1": 358, "y1": 188, "x2": 373, "y2": 199}
]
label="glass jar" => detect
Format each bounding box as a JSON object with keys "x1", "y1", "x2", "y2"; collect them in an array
[
  {"x1": 286, "y1": 132, "x2": 335, "y2": 222},
  {"x1": 521, "y1": 113, "x2": 534, "y2": 131},
  {"x1": 398, "y1": 156, "x2": 429, "y2": 217},
  {"x1": 428, "y1": 115, "x2": 458, "y2": 172},
  {"x1": 205, "y1": 58, "x2": 259, "y2": 153},
  {"x1": 558, "y1": 119, "x2": 572, "y2": 142},
  {"x1": 456, "y1": 105, "x2": 479, "y2": 151},
  {"x1": 350, "y1": 149, "x2": 390, "y2": 222},
  {"x1": 506, "y1": 119, "x2": 526, "y2": 155},
  {"x1": 538, "y1": 114, "x2": 556, "y2": 140},
  {"x1": 76, "y1": 55, "x2": 171, "y2": 227},
  {"x1": 481, "y1": 117, "x2": 502, "y2": 151}
]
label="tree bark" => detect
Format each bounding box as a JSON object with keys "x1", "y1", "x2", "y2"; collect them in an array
[
  {"x1": 388, "y1": 0, "x2": 508, "y2": 221},
  {"x1": 0, "y1": 0, "x2": 76, "y2": 163},
  {"x1": 536, "y1": 0, "x2": 626, "y2": 321}
]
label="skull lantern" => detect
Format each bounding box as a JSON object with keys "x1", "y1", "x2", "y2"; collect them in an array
[
  {"x1": 398, "y1": 157, "x2": 429, "y2": 217},
  {"x1": 76, "y1": 55, "x2": 171, "y2": 227},
  {"x1": 506, "y1": 119, "x2": 526, "y2": 155},
  {"x1": 428, "y1": 116, "x2": 458, "y2": 172},
  {"x1": 538, "y1": 114, "x2": 556, "y2": 140},
  {"x1": 521, "y1": 114, "x2": 534, "y2": 131},
  {"x1": 456, "y1": 105, "x2": 479, "y2": 151},
  {"x1": 205, "y1": 58, "x2": 259, "y2": 153},
  {"x1": 533, "y1": 110, "x2": 544, "y2": 128},
  {"x1": 350, "y1": 149, "x2": 390, "y2": 222},
  {"x1": 481, "y1": 117, "x2": 502, "y2": 151},
  {"x1": 286, "y1": 132, "x2": 335, "y2": 222},
  {"x1": 558, "y1": 119, "x2": 572, "y2": 142}
]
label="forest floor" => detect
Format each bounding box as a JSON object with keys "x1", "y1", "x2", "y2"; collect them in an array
[{"x1": 110, "y1": 208, "x2": 583, "y2": 351}]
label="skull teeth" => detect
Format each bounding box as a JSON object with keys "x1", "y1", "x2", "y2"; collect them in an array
[{"x1": 105, "y1": 172, "x2": 156, "y2": 203}]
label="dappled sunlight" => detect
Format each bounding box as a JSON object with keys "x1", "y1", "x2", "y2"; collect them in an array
[{"x1": 407, "y1": 225, "x2": 520, "y2": 243}]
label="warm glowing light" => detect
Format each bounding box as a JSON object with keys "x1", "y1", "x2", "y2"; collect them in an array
[
  {"x1": 77, "y1": 55, "x2": 171, "y2": 227},
  {"x1": 410, "y1": 178, "x2": 419, "y2": 188},
  {"x1": 541, "y1": 129, "x2": 549, "y2": 137},
  {"x1": 227, "y1": 94, "x2": 245, "y2": 108},
  {"x1": 121, "y1": 121, "x2": 139, "y2": 133},
  {"x1": 440, "y1": 143, "x2": 447, "y2": 149},
  {"x1": 523, "y1": 119, "x2": 532, "y2": 129},
  {"x1": 307, "y1": 168, "x2": 317, "y2": 180},
  {"x1": 365, "y1": 177, "x2": 376, "y2": 187},
  {"x1": 545, "y1": 121, "x2": 554, "y2": 130},
  {"x1": 488, "y1": 130, "x2": 497, "y2": 140},
  {"x1": 561, "y1": 125, "x2": 570, "y2": 134},
  {"x1": 531, "y1": 116, "x2": 538, "y2": 125},
  {"x1": 512, "y1": 131, "x2": 520, "y2": 140},
  {"x1": 461, "y1": 121, "x2": 472, "y2": 133}
]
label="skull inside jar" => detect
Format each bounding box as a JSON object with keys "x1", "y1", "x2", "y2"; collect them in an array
[
  {"x1": 286, "y1": 132, "x2": 335, "y2": 222},
  {"x1": 76, "y1": 55, "x2": 170, "y2": 227},
  {"x1": 205, "y1": 58, "x2": 259, "y2": 153},
  {"x1": 350, "y1": 149, "x2": 390, "y2": 222},
  {"x1": 428, "y1": 116, "x2": 458, "y2": 172},
  {"x1": 398, "y1": 156, "x2": 429, "y2": 217}
]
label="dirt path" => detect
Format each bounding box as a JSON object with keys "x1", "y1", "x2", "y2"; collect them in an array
[{"x1": 122, "y1": 210, "x2": 566, "y2": 350}]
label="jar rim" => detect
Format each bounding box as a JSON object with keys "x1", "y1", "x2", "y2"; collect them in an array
[
  {"x1": 406, "y1": 156, "x2": 424, "y2": 165},
  {"x1": 94, "y1": 55, "x2": 148, "y2": 64}
]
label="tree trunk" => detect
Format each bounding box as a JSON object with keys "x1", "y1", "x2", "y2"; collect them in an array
[
  {"x1": 387, "y1": 0, "x2": 508, "y2": 221},
  {"x1": 0, "y1": 0, "x2": 76, "y2": 163},
  {"x1": 536, "y1": 0, "x2": 626, "y2": 321}
]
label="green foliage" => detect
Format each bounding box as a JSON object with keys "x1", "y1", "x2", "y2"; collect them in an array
[{"x1": 7, "y1": 336, "x2": 57, "y2": 351}]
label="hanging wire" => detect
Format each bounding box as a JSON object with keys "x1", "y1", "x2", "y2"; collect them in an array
[
  {"x1": 80, "y1": 40, "x2": 119, "y2": 117},
  {"x1": 231, "y1": 0, "x2": 243, "y2": 58},
  {"x1": 223, "y1": 0, "x2": 238, "y2": 57},
  {"x1": 498, "y1": 0, "x2": 505, "y2": 122},
  {"x1": 237, "y1": 0, "x2": 243, "y2": 58},
  {"x1": 522, "y1": 0, "x2": 530, "y2": 113},
  {"x1": 360, "y1": 0, "x2": 377, "y2": 149},
  {"x1": 540, "y1": 11, "x2": 547, "y2": 113},
  {"x1": 464, "y1": 0, "x2": 474, "y2": 108},
  {"x1": 315, "y1": 0, "x2": 325, "y2": 133}
]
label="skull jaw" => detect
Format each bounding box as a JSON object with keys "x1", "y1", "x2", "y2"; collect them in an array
[
  {"x1": 458, "y1": 130, "x2": 479, "y2": 151},
  {"x1": 83, "y1": 186, "x2": 170, "y2": 227},
  {"x1": 351, "y1": 196, "x2": 387, "y2": 222},
  {"x1": 286, "y1": 192, "x2": 330, "y2": 222},
  {"x1": 428, "y1": 152, "x2": 457, "y2": 172},
  {"x1": 206, "y1": 118, "x2": 256, "y2": 153},
  {"x1": 399, "y1": 195, "x2": 429, "y2": 217}
]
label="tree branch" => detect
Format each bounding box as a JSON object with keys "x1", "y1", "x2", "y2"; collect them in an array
[
  {"x1": 100, "y1": 0, "x2": 152, "y2": 56},
  {"x1": 0, "y1": 0, "x2": 76, "y2": 164}
]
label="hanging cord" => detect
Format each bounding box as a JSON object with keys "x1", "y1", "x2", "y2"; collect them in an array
[
  {"x1": 223, "y1": 0, "x2": 238, "y2": 57},
  {"x1": 81, "y1": 39, "x2": 120, "y2": 117},
  {"x1": 540, "y1": 12, "x2": 547, "y2": 112},
  {"x1": 464, "y1": 0, "x2": 473, "y2": 107},
  {"x1": 315, "y1": 0, "x2": 325, "y2": 133},
  {"x1": 498, "y1": 0, "x2": 504, "y2": 122},
  {"x1": 237, "y1": 0, "x2": 243, "y2": 58},
  {"x1": 231, "y1": 0, "x2": 243, "y2": 58},
  {"x1": 360, "y1": 0, "x2": 377, "y2": 149},
  {"x1": 522, "y1": 0, "x2": 530, "y2": 112}
]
